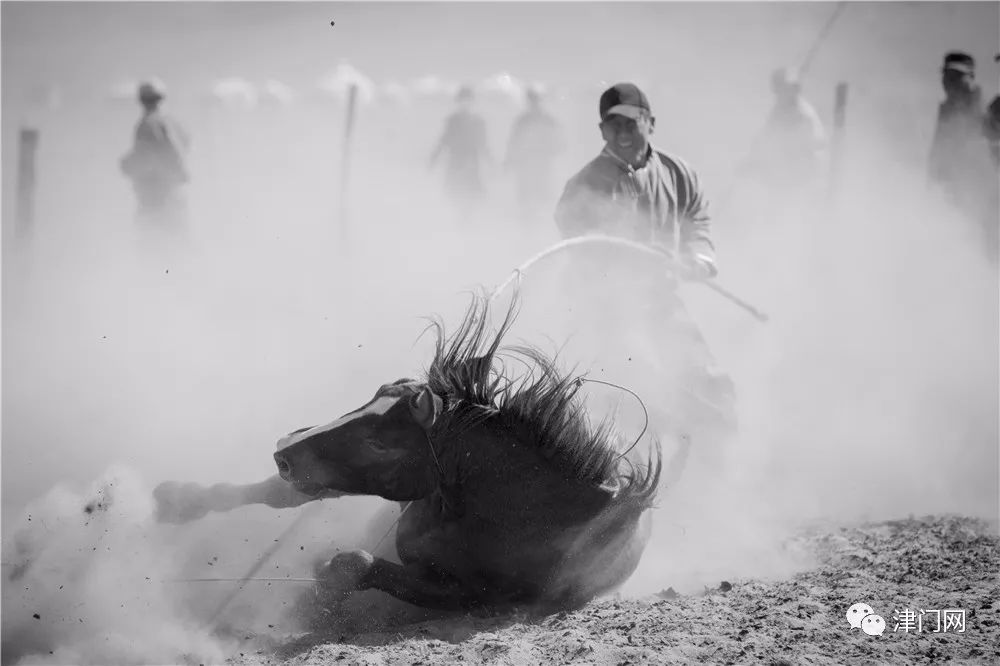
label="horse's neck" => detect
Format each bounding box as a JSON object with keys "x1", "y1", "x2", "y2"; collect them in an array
[{"x1": 438, "y1": 424, "x2": 614, "y2": 526}]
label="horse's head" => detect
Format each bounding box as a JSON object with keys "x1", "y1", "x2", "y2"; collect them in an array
[{"x1": 273, "y1": 378, "x2": 444, "y2": 501}]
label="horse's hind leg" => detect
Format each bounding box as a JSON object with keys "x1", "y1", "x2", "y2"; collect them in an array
[{"x1": 153, "y1": 474, "x2": 339, "y2": 524}]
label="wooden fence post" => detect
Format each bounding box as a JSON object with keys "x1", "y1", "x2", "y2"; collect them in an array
[
  {"x1": 339, "y1": 84, "x2": 359, "y2": 246},
  {"x1": 828, "y1": 81, "x2": 849, "y2": 203},
  {"x1": 17, "y1": 127, "x2": 39, "y2": 233}
]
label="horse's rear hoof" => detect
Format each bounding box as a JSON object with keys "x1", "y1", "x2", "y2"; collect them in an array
[{"x1": 152, "y1": 481, "x2": 209, "y2": 524}]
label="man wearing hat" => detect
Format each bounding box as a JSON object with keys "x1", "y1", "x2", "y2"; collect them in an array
[
  {"x1": 554, "y1": 82, "x2": 736, "y2": 444},
  {"x1": 120, "y1": 80, "x2": 190, "y2": 220},
  {"x1": 928, "y1": 51, "x2": 997, "y2": 262}
]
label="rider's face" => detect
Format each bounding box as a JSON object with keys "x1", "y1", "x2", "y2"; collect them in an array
[{"x1": 600, "y1": 112, "x2": 654, "y2": 164}]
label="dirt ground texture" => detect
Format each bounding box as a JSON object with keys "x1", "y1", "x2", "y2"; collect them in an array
[{"x1": 224, "y1": 515, "x2": 999, "y2": 666}]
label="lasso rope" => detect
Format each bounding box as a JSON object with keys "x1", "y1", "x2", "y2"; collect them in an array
[
  {"x1": 170, "y1": 577, "x2": 318, "y2": 583},
  {"x1": 574, "y1": 377, "x2": 649, "y2": 461},
  {"x1": 486, "y1": 235, "x2": 769, "y2": 323},
  {"x1": 202, "y1": 500, "x2": 325, "y2": 628}
]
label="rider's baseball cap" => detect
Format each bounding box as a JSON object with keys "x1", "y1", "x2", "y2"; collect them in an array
[{"x1": 599, "y1": 82, "x2": 651, "y2": 121}]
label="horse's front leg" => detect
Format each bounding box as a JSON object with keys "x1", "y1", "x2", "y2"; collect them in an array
[
  {"x1": 153, "y1": 474, "x2": 344, "y2": 524},
  {"x1": 316, "y1": 550, "x2": 480, "y2": 611}
]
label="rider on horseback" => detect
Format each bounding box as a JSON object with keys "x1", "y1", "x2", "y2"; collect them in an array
[{"x1": 554, "y1": 82, "x2": 736, "y2": 442}]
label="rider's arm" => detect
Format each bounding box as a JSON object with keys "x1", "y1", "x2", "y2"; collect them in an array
[{"x1": 670, "y1": 158, "x2": 717, "y2": 276}]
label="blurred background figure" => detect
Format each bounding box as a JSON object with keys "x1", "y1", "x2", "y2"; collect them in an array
[
  {"x1": 984, "y1": 53, "x2": 1000, "y2": 168},
  {"x1": 503, "y1": 85, "x2": 566, "y2": 225},
  {"x1": 928, "y1": 51, "x2": 997, "y2": 263},
  {"x1": 743, "y1": 67, "x2": 828, "y2": 198},
  {"x1": 428, "y1": 85, "x2": 493, "y2": 221},
  {"x1": 119, "y1": 80, "x2": 191, "y2": 224}
]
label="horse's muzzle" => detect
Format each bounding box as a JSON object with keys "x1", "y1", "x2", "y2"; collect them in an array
[{"x1": 274, "y1": 450, "x2": 293, "y2": 481}]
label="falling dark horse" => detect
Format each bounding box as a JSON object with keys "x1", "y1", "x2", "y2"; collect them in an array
[{"x1": 154, "y1": 295, "x2": 662, "y2": 612}]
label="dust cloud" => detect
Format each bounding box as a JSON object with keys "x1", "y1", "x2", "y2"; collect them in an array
[{"x1": 3, "y1": 2, "x2": 997, "y2": 664}]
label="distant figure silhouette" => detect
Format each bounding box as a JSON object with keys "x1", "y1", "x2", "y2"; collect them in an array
[
  {"x1": 503, "y1": 86, "x2": 566, "y2": 223},
  {"x1": 429, "y1": 85, "x2": 492, "y2": 218},
  {"x1": 744, "y1": 67, "x2": 827, "y2": 194},
  {"x1": 120, "y1": 80, "x2": 190, "y2": 223},
  {"x1": 928, "y1": 52, "x2": 997, "y2": 263},
  {"x1": 986, "y1": 53, "x2": 1000, "y2": 168}
]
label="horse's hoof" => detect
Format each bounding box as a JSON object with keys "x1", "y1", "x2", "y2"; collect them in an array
[
  {"x1": 152, "y1": 481, "x2": 208, "y2": 524},
  {"x1": 316, "y1": 550, "x2": 374, "y2": 592}
]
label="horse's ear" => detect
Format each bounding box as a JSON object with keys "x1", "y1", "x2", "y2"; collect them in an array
[{"x1": 409, "y1": 386, "x2": 443, "y2": 430}]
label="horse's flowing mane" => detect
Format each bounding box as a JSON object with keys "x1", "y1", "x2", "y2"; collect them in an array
[{"x1": 422, "y1": 292, "x2": 661, "y2": 503}]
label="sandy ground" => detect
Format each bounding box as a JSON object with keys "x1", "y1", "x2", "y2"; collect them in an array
[{"x1": 221, "y1": 515, "x2": 999, "y2": 666}]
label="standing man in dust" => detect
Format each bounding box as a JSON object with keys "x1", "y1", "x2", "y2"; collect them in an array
[
  {"x1": 429, "y1": 85, "x2": 493, "y2": 221},
  {"x1": 984, "y1": 53, "x2": 1000, "y2": 168},
  {"x1": 120, "y1": 80, "x2": 190, "y2": 223},
  {"x1": 742, "y1": 67, "x2": 827, "y2": 202},
  {"x1": 927, "y1": 52, "x2": 998, "y2": 263},
  {"x1": 504, "y1": 85, "x2": 567, "y2": 225},
  {"x1": 553, "y1": 82, "x2": 737, "y2": 450}
]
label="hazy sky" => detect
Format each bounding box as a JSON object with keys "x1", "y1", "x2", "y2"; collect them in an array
[{"x1": 5, "y1": 2, "x2": 998, "y2": 101}]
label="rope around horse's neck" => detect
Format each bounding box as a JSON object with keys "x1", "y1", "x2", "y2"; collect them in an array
[
  {"x1": 421, "y1": 428, "x2": 455, "y2": 515},
  {"x1": 336, "y1": 431, "x2": 441, "y2": 560}
]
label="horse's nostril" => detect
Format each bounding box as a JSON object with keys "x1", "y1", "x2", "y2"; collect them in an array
[{"x1": 274, "y1": 452, "x2": 291, "y2": 478}]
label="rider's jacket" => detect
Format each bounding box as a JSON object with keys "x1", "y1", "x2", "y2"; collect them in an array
[{"x1": 554, "y1": 144, "x2": 715, "y2": 268}]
